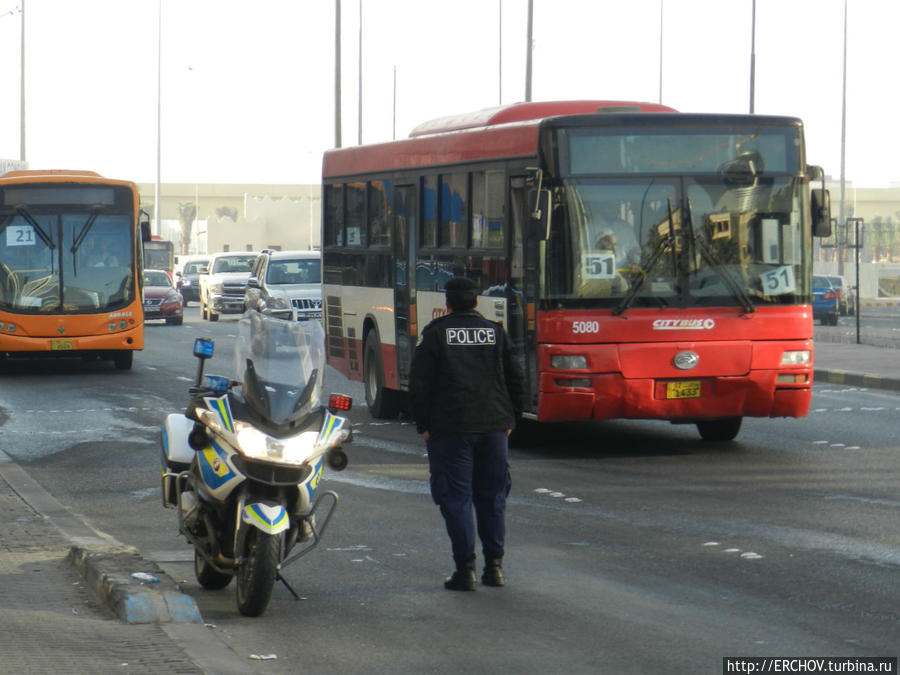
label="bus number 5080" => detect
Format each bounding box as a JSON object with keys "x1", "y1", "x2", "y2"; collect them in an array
[{"x1": 572, "y1": 320, "x2": 600, "y2": 334}]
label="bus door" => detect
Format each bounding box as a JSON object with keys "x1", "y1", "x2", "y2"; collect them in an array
[
  {"x1": 393, "y1": 184, "x2": 417, "y2": 388},
  {"x1": 509, "y1": 175, "x2": 539, "y2": 414}
]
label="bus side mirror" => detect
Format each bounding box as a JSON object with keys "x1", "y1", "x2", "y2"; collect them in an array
[
  {"x1": 528, "y1": 188, "x2": 552, "y2": 240},
  {"x1": 139, "y1": 211, "x2": 152, "y2": 243},
  {"x1": 811, "y1": 189, "x2": 832, "y2": 237}
]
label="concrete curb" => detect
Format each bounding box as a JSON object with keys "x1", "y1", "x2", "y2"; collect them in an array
[
  {"x1": 68, "y1": 546, "x2": 203, "y2": 624},
  {"x1": 0, "y1": 448, "x2": 202, "y2": 625},
  {"x1": 813, "y1": 367, "x2": 900, "y2": 393}
]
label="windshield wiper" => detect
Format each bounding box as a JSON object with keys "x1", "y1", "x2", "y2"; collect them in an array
[
  {"x1": 14, "y1": 205, "x2": 56, "y2": 250},
  {"x1": 684, "y1": 200, "x2": 755, "y2": 314},
  {"x1": 612, "y1": 199, "x2": 678, "y2": 316},
  {"x1": 69, "y1": 208, "x2": 103, "y2": 277}
]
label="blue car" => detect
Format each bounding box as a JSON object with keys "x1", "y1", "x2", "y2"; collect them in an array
[{"x1": 812, "y1": 275, "x2": 839, "y2": 325}]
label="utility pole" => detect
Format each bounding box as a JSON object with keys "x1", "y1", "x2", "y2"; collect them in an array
[
  {"x1": 749, "y1": 0, "x2": 756, "y2": 113},
  {"x1": 839, "y1": 0, "x2": 848, "y2": 276},
  {"x1": 357, "y1": 0, "x2": 362, "y2": 145},
  {"x1": 334, "y1": 0, "x2": 342, "y2": 148},
  {"x1": 155, "y1": 0, "x2": 162, "y2": 237},
  {"x1": 524, "y1": 0, "x2": 533, "y2": 102},
  {"x1": 19, "y1": 0, "x2": 25, "y2": 161}
]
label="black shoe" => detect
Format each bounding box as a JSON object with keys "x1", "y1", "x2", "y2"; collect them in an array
[
  {"x1": 482, "y1": 558, "x2": 504, "y2": 587},
  {"x1": 481, "y1": 566, "x2": 504, "y2": 587},
  {"x1": 444, "y1": 569, "x2": 477, "y2": 591}
]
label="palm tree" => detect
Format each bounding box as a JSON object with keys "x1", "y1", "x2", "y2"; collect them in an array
[{"x1": 177, "y1": 202, "x2": 197, "y2": 255}]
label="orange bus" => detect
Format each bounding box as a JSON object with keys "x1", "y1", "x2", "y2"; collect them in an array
[
  {"x1": 0, "y1": 169, "x2": 149, "y2": 370},
  {"x1": 321, "y1": 101, "x2": 832, "y2": 441}
]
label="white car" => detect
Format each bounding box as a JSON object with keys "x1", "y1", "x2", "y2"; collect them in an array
[
  {"x1": 198, "y1": 251, "x2": 259, "y2": 321},
  {"x1": 244, "y1": 250, "x2": 322, "y2": 321}
]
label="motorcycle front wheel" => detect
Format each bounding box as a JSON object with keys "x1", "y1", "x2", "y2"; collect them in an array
[{"x1": 236, "y1": 528, "x2": 283, "y2": 617}]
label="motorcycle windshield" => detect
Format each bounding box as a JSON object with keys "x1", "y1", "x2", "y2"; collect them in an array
[{"x1": 233, "y1": 312, "x2": 326, "y2": 426}]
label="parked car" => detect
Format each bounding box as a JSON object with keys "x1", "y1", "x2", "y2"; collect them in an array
[
  {"x1": 175, "y1": 256, "x2": 209, "y2": 306},
  {"x1": 244, "y1": 249, "x2": 322, "y2": 321},
  {"x1": 198, "y1": 251, "x2": 259, "y2": 322},
  {"x1": 825, "y1": 274, "x2": 857, "y2": 316},
  {"x1": 142, "y1": 269, "x2": 183, "y2": 325},
  {"x1": 812, "y1": 275, "x2": 839, "y2": 325}
]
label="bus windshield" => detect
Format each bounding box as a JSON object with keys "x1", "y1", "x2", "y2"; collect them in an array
[
  {"x1": 0, "y1": 208, "x2": 134, "y2": 313},
  {"x1": 545, "y1": 125, "x2": 809, "y2": 311}
]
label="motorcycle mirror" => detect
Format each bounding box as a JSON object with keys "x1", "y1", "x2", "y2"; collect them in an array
[
  {"x1": 327, "y1": 448, "x2": 349, "y2": 472},
  {"x1": 193, "y1": 338, "x2": 214, "y2": 359}
]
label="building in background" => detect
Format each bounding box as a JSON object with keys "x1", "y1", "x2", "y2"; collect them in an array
[{"x1": 136, "y1": 183, "x2": 320, "y2": 255}]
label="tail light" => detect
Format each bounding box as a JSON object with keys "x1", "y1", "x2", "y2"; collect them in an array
[
  {"x1": 824, "y1": 291, "x2": 836, "y2": 300},
  {"x1": 328, "y1": 394, "x2": 353, "y2": 412}
]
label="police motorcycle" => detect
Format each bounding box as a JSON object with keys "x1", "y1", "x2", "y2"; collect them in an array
[{"x1": 161, "y1": 312, "x2": 351, "y2": 616}]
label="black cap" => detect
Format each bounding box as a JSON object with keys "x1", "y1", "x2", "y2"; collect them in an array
[
  {"x1": 444, "y1": 276, "x2": 478, "y2": 311},
  {"x1": 444, "y1": 276, "x2": 477, "y2": 293}
]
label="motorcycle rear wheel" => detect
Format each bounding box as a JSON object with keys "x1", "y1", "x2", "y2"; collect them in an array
[
  {"x1": 236, "y1": 529, "x2": 283, "y2": 617},
  {"x1": 194, "y1": 548, "x2": 233, "y2": 590}
]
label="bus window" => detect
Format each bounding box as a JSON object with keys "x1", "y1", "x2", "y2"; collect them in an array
[
  {"x1": 324, "y1": 184, "x2": 344, "y2": 247},
  {"x1": 346, "y1": 182, "x2": 366, "y2": 247},
  {"x1": 422, "y1": 175, "x2": 437, "y2": 248},
  {"x1": 440, "y1": 173, "x2": 467, "y2": 248},
  {"x1": 368, "y1": 180, "x2": 391, "y2": 247}
]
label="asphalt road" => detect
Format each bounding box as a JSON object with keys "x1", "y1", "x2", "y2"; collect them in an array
[{"x1": 1, "y1": 307, "x2": 898, "y2": 673}]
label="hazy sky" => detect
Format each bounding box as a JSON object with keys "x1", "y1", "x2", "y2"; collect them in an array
[{"x1": 0, "y1": 0, "x2": 896, "y2": 188}]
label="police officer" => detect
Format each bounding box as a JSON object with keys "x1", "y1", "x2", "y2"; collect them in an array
[{"x1": 410, "y1": 276, "x2": 525, "y2": 591}]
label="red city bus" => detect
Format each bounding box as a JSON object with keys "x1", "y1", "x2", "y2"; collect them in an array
[
  {"x1": 0, "y1": 169, "x2": 150, "y2": 370},
  {"x1": 321, "y1": 101, "x2": 832, "y2": 441}
]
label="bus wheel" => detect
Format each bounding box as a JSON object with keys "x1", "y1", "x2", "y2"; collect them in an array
[
  {"x1": 113, "y1": 351, "x2": 134, "y2": 370},
  {"x1": 696, "y1": 417, "x2": 742, "y2": 442},
  {"x1": 364, "y1": 333, "x2": 400, "y2": 419}
]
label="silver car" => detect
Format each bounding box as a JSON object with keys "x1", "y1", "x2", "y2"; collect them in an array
[{"x1": 245, "y1": 250, "x2": 322, "y2": 321}]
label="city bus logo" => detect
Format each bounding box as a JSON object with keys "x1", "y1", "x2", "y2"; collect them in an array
[
  {"x1": 652, "y1": 318, "x2": 715, "y2": 330},
  {"x1": 673, "y1": 351, "x2": 700, "y2": 370}
]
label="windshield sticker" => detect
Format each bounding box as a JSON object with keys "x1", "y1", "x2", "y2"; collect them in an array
[
  {"x1": 582, "y1": 252, "x2": 617, "y2": 280},
  {"x1": 760, "y1": 265, "x2": 796, "y2": 296},
  {"x1": 6, "y1": 225, "x2": 36, "y2": 246}
]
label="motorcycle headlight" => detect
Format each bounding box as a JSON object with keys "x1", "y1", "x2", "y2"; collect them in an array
[{"x1": 234, "y1": 421, "x2": 321, "y2": 465}]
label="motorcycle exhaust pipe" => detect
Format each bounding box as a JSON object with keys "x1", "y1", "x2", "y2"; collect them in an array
[{"x1": 327, "y1": 448, "x2": 348, "y2": 472}]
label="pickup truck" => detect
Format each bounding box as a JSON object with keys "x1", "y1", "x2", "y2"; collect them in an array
[{"x1": 198, "y1": 251, "x2": 259, "y2": 321}]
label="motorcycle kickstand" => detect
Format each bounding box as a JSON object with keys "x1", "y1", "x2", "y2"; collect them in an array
[{"x1": 277, "y1": 573, "x2": 301, "y2": 601}]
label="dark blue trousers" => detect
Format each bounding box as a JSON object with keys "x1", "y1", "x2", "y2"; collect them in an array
[{"x1": 426, "y1": 430, "x2": 511, "y2": 565}]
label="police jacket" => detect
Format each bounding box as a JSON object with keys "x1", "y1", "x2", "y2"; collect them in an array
[{"x1": 410, "y1": 309, "x2": 525, "y2": 435}]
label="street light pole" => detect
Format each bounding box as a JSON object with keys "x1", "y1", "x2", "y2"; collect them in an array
[
  {"x1": 838, "y1": 0, "x2": 848, "y2": 277},
  {"x1": 524, "y1": 0, "x2": 533, "y2": 102},
  {"x1": 749, "y1": 0, "x2": 756, "y2": 113},
  {"x1": 155, "y1": 0, "x2": 162, "y2": 237},
  {"x1": 19, "y1": 0, "x2": 25, "y2": 162}
]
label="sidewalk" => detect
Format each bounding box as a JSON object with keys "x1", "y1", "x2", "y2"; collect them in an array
[
  {"x1": 813, "y1": 340, "x2": 900, "y2": 392},
  {"x1": 0, "y1": 341, "x2": 896, "y2": 672},
  {"x1": 0, "y1": 451, "x2": 246, "y2": 674}
]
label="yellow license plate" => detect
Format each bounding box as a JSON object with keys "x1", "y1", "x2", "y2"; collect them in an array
[
  {"x1": 666, "y1": 380, "x2": 701, "y2": 399},
  {"x1": 50, "y1": 339, "x2": 73, "y2": 351}
]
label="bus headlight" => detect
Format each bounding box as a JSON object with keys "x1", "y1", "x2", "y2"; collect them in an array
[
  {"x1": 781, "y1": 350, "x2": 811, "y2": 366},
  {"x1": 551, "y1": 354, "x2": 588, "y2": 369}
]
